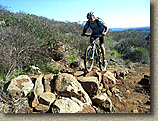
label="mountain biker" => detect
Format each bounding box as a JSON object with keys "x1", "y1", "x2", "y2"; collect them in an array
[{"x1": 81, "y1": 11, "x2": 109, "y2": 66}]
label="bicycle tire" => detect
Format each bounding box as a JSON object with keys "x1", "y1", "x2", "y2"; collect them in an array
[
  {"x1": 94, "y1": 45, "x2": 100, "y2": 67},
  {"x1": 99, "y1": 49, "x2": 107, "y2": 71},
  {"x1": 84, "y1": 45, "x2": 94, "y2": 72}
]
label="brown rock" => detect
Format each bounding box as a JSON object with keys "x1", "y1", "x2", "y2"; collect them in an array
[
  {"x1": 132, "y1": 109, "x2": 139, "y2": 113},
  {"x1": 91, "y1": 92, "x2": 113, "y2": 112},
  {"x1": 138, "y1": 78, "x2": 150, "y2": 85},
  {"x1": 74, "y1": 71, "x2": 85, "y2": 77},
  {"x1": 115, "y1": 94, "x2": 122, "y2": 102},
  {"x1": 138, "y1": 100, "x2": 143, "y2": 105},
  {"x1": 77, "y1": 104, "x2": 96, "y2": 113},
  {"x1": 91, "y1": 92, "x2": 110, "y2": 104},
  {"x1": 77, "y1": 76, "x2": 99, "y2": 96},
  {"x1": 86, "y1": 71, "x2": 102, "y2": 83},
  {"x1": 92, "y1": 66, "x2": 100, "y2": 71},
  {"x1": 33, "y1": 74, "x2": 44, "y2": 97},
  {"x1": 32, "y1": 96, "x2": 39, "y2": 108},
  {"x1": 39, "y1": 92, "x2": 56, "y2": 105},
  {"x1": 35, "y1": 104, "x2": 50, "y2": 113},
  {"x1": 101, "y1": 71, "x2": 116, "y2": 90},
  {"x1": 126, "y1": 90, "x2": 131, "y2": 94},
  {"x1": 28, "y1": 92, "x2": 39, "y2": 108},
  {"x1": 44, "y1": 74, "x2": 54, "y2": 92},
  {"x1": 96, "y1": 71, "x2": 102, "y2": 83},
  {"x1": 107, "y1": 89, "x2": 112, "y2": 97},
  {"x1": 86, "y1": 71, "x2": 98, "y2": 77}
]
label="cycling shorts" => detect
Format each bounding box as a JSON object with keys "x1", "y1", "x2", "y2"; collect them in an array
[{"x1": 91, "y1": 33, "x2": 104, "y2": 46}]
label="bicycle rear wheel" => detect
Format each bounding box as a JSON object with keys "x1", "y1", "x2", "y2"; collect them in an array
[
  {"x1": 84, "y1": 46, "x2": 94, "y2": 72},
  {"x1": 99, "y1": 49, "x2": 107, "y2": 71}
]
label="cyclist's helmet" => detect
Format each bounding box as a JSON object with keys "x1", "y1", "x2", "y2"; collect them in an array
[{"x1": 87, "y1": 11, "x2": 94, "y2": 19}]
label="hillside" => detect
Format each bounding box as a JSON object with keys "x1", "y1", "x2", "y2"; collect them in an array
[{"x1": 0, "y1": 7, "x2": 150, "y2": 113}]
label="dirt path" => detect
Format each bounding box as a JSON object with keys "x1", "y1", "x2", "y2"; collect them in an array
[{"x1": 109, "y1": 66, "x2": 150, "y2": 113}]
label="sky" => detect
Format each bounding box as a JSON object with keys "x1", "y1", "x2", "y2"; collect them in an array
[{"x1": 0, "y1": 0, "x2": 150, "y2": 28}]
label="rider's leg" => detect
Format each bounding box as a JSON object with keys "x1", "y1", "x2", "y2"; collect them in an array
[
  {"x1": 99, "y1": 36, "x2": 106, "y2": 60},
  {"x1": 90, "y1": 33, "x2": 98, "y2": 43},
  {"x1": 101, "y1": 43, "x2": 106, "y2": 59}
]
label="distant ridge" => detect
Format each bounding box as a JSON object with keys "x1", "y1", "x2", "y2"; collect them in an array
[{"x1": 109, "y1": 26, "x2": 150, "y2": 33}]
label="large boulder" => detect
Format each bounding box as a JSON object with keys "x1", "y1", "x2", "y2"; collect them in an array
[
  {"x1": 52, "y1": 97, "x2": 96, "y2": 113},
  {"x1": 7, "y1": 75, "x2": 34, "y2": 98},
  {"x1": 77, "y1": 77, "x2": 99, "y2": 96},
  {"x1": 55, "y1": 73, "x2": 92, "y2": 105}
]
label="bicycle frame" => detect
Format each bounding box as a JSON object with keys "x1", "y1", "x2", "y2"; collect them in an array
[{"x1": 87, "y1": 37, "x2": 101, "y2": 65}]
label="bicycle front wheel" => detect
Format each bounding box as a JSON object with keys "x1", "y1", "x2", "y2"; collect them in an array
[{"x1": 84, "y1": 46, "x2": 94, "y2": 72}]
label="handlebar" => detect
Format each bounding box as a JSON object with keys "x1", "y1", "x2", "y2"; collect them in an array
[
  {"x1": 81, "y1": 33, "x2": 101, "y2": 38},
  {"x1": 84, "y1": 34, "x2": 91, "y2": 37}
]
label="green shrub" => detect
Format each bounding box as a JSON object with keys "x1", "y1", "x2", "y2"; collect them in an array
[
  {"x1": 112, "y1": 30, "x2": 150, "y2": 64},
  {"x1": 43, "y1": 62, "x2": 62, "y2": 74},
  {"x1": 125, "y1": 47, "x2": 150, "y2": 64},
  {"x1": 65, "y1": 52, "x2": 78, "y2": 63}
]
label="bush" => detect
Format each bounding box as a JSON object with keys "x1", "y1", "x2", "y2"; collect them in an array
[
  {"x1": 0, "y1": 26, "x2": 50, "y2": 78},
  {"x1": 124, "y1": 47, "x2": 150, "y2": 64},
  {"x1": 112, "y1": 30, "x2": 150, "y2": 64}
]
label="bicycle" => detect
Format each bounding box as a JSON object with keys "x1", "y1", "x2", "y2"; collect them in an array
[{"x1": 84, "y1": 34, "x2": 108, "y2": 72}]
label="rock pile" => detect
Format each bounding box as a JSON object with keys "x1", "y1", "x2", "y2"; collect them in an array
[{"x1": 4, "y1": 68, "x2": 117, "y2": 113}]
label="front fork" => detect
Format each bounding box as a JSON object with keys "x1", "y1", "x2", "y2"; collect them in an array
[{"x1": 87, "y1": 40, "x2": 96, "y2": 60}]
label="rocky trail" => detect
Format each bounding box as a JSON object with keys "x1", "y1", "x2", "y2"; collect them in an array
[
  {"x1": 108, "y1": 65, "x2": 150, "y2": 113},
  {"x1": 0, "y1": 59, "x2": 150, "y2": 113}
]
